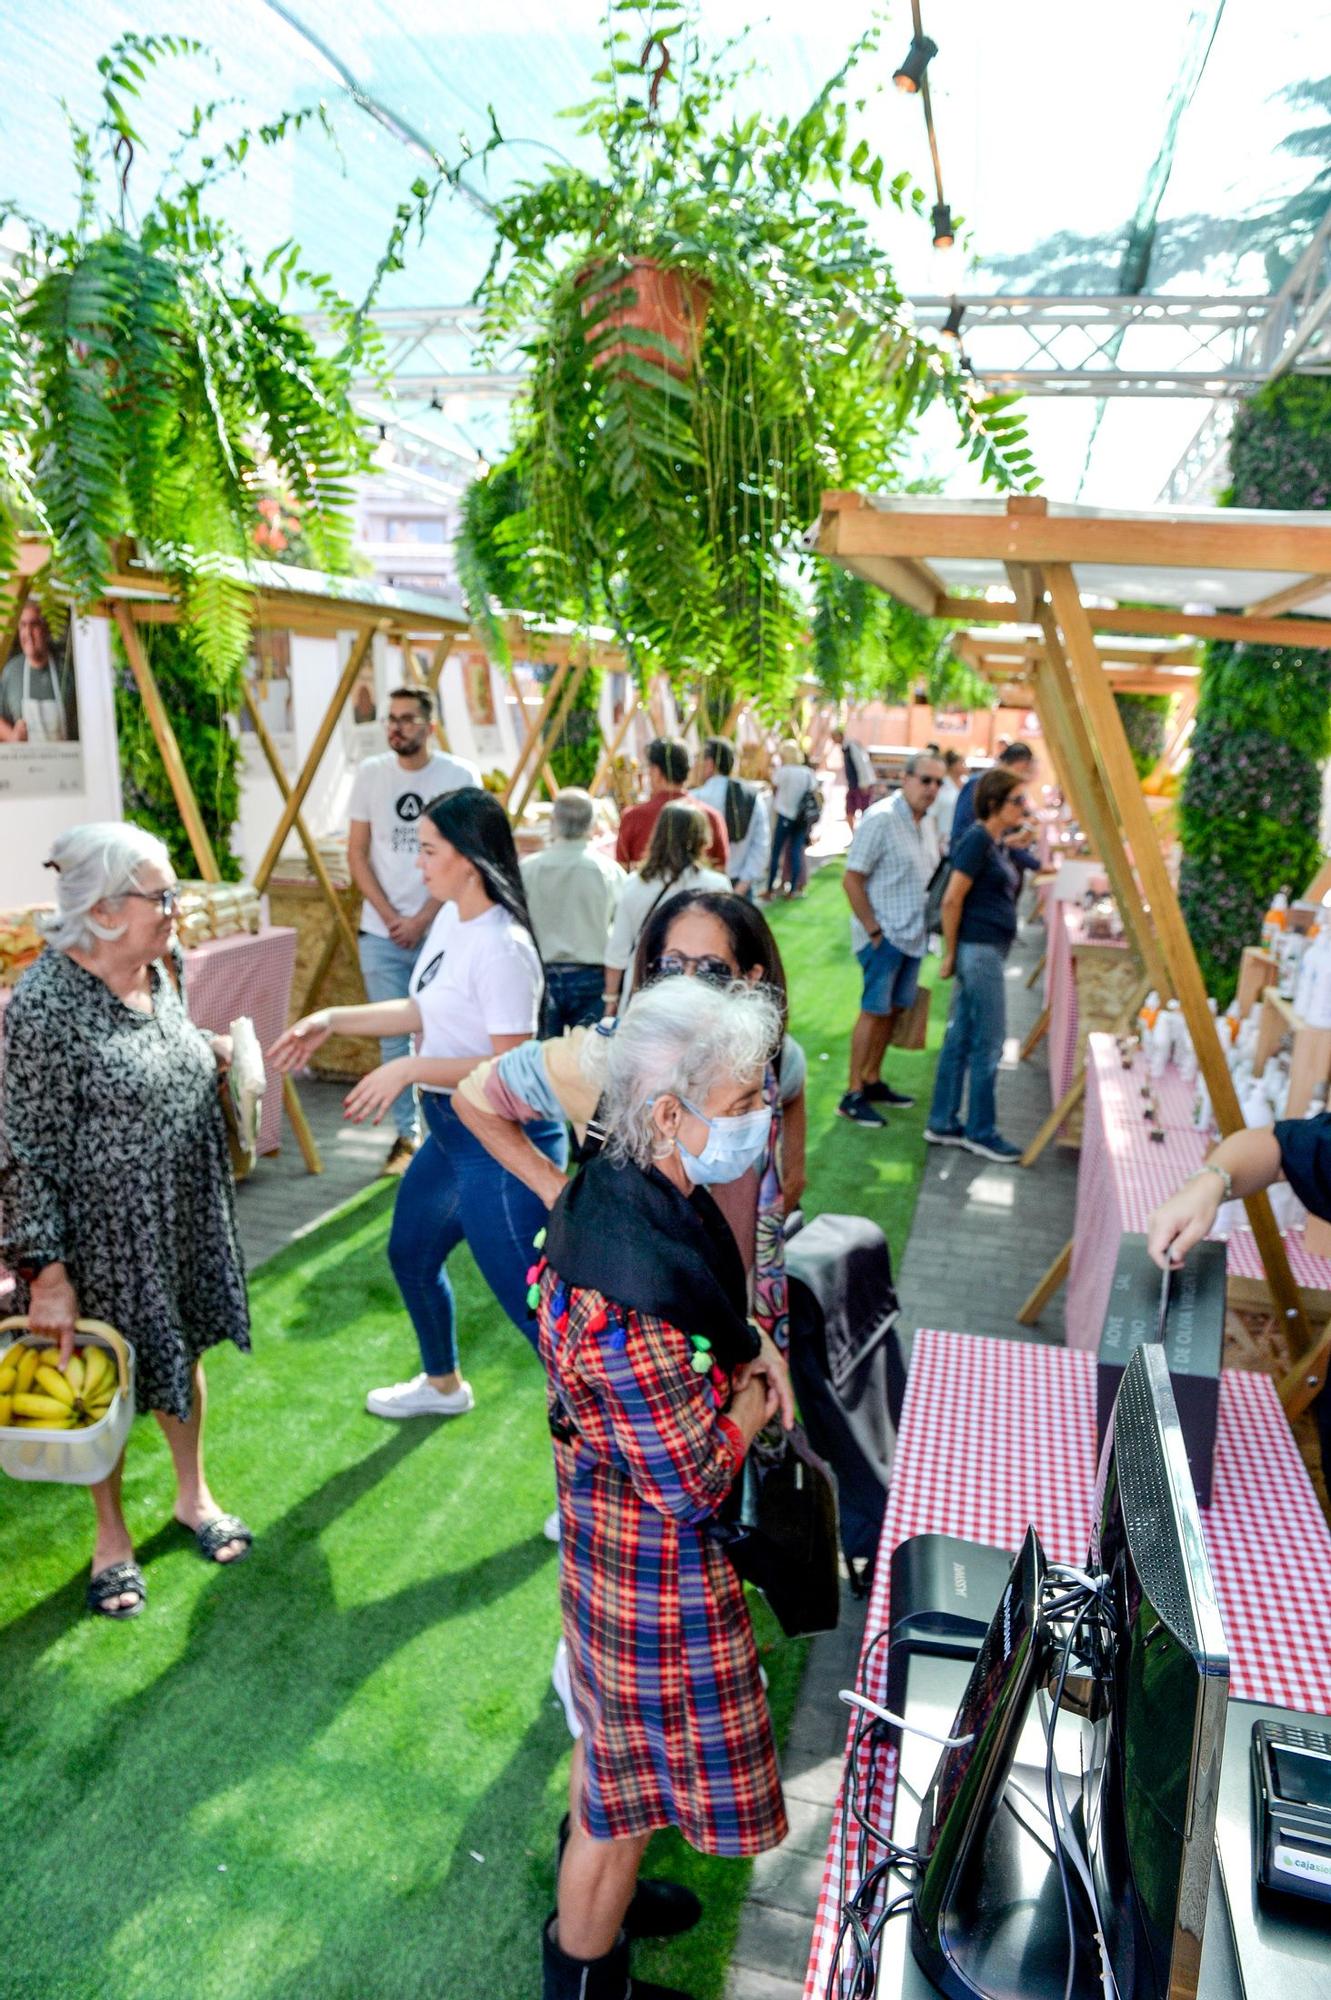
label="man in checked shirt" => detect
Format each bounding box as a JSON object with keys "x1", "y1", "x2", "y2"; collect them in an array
[{"x1": 838, "y1": 753, "x2": 944, "y2": 1127}]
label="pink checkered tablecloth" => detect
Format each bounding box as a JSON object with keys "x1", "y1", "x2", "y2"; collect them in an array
[
  {"x1": 182, "y1": 929, "x2": 298, "y2": 1156},
  {"x1": 803, "y1": 1326, "x2": 1331, "y2": 1999},
  {"x1": 1047, "y1": 904, "x2": 1130, "y2": 1112},
  {"x1": 1065, "y1": 1035, "x2": 1331, "y2": 1350}
]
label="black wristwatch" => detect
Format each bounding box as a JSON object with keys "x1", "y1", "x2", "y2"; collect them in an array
[{"x1": 867, "y1": 928, "x2": 883, "y2": 946}]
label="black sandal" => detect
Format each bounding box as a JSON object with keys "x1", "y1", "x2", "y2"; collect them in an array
[
  {"x1": 87, "y1": 1560, "x2": 146, "y2": 1619},
  {"x1": 187, "y1": 1514, "x2": 253, "y2": 1564}
]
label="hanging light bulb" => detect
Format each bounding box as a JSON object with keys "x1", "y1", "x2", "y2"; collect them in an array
[
  {"x1": 373, "y1": 423, "x2": 397, "y2": 467},
  {"x1": 893, "y1": 35, "x2": 937, "y2": 93},
  {"x1": 931, "y1": 201, "x2": 954, "y2": 251},
  {"x1": 940, "y1": 299, "x2": 965, "y2": 343}
]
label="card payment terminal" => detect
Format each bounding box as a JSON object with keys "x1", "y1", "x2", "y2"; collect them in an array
[{"x1": 1252, "y1": 1719, "x2": 1331, "y2": 1906}]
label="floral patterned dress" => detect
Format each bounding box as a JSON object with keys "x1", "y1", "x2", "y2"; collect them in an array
[{"x1": 0, "y1": 947, "x2": 250, "y2": 1419}]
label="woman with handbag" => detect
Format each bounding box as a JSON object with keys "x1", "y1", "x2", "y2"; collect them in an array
[
  {"x1": 535, "y1": 977, "x2": 794, "y2": 2000},
  {"x1": 0, "y1": 824, "x2": 252, "y2": 1619}
]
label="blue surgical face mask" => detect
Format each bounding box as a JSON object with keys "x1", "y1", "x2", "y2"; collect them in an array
[{"x1": 674, "y1": 1097, "x2": 773, "y2": 1186}]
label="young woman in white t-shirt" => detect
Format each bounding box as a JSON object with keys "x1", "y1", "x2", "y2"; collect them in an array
[{"x1": 270, "y1": 789, "x2": 566, "y2": 1418}]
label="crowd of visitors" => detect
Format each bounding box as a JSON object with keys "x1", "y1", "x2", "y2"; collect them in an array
[{"x1": 0, "y1": 715, "x2": 1044, "y2": 1997}]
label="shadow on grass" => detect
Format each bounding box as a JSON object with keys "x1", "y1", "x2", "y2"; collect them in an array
[
  {"x1": 259, "y1": 1701, "x2": 573, "y2": 2000},
  {"x1": 39, "y1": 1430, "x2": 556, "y2": 1928}
]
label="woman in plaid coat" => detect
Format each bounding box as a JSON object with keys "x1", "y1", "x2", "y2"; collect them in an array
[{"x1": 537, "y1": 978, "x2": 794, "y2": 2000}]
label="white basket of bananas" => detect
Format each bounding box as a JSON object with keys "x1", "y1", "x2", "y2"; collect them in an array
[{"x1": 0, "y1": 1319, "x2": 134, "y2": 1484}]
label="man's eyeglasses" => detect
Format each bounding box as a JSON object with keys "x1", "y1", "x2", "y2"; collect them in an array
[
  {"x1": 913, "y1": 775, "x2": 943, "y2": 788},
  {"x1": 650, "y1": 951, "x2": 735, "y2": 985},
  {"x1": 386, "y1": 714, "x2": 427, "y2": 730},
  {"x1": 124, "y1": 887, "x2": 180, "y2": 916}
]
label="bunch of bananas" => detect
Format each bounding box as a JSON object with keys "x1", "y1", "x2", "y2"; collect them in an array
[{"x1": 0, "y1": 1341, "x2": 117, "y2": 1430}]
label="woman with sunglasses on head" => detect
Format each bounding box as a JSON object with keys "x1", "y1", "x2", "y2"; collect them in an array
[
  {"x1": 0, "y1": 824, "x2": 253, "y2": 1618},
  {"x1": 924, "y1": 765, "x2": 1032, "y2": 1163},
  {"x1": 269, "y1": 788, "x2": 566, "y2": 1421}
]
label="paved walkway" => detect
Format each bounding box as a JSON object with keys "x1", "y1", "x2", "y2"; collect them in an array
[{"x1": 725, "y1": 912, "x2": 1078, "y2": 1999}]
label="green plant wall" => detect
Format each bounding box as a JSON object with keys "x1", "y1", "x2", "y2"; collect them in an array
[
  {"x1": 1178, "y1": 375, "x2": 1331, "y2": 1001},
  {"x1": 114, "y1": 623, "x2": 244, "y2": 881},
  {"x1": 1113, "y1": 691, "x2": 1172, "y2": 779},
  {"x1": 545, "y1": 662, "x2": 604, "y2": 792}
]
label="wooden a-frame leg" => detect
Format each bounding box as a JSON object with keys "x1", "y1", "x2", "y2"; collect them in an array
[{"x1": 1018, "y1": 1239, "x2": 1073, "y2": 1325}]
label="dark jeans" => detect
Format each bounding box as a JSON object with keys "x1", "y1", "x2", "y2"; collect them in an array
[
  {"x1": 541, "y1": 962, "x2": 605, "y2": 1039},
  {"x1": 387, "y1": 1091, "x2": 567, "y2": 1376},
  {"x1": 927, "y1": 940, "x2": 1009, "y2": 1143},
  {"x1": 767, "y1": 813, "x2": 809, "y2": 893}
]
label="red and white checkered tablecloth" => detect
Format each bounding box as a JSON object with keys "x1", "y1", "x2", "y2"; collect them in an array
[
  {"x1": 804, "y1": 1327, "x2": 1331, "y2": 1999},
  {"x1": 1065, "y1": 1035, "x2": 1331, "y2": 1350},
  {"x1": 1046, "y1": 904, "x2": 1129, "y2": 1113},
  {"x1": 182, "y1": 929, "x2": 298, "y2": 1156}
]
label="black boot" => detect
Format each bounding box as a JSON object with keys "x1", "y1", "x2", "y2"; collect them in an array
[
  {"x1": 556, "y1": 1814, "x2": 702, "y2": 1940},
  {"x1": 541, "y1": 1917, "x2": 697, "y2": 2000}
]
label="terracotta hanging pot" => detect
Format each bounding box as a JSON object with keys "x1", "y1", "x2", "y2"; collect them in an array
[{"x1": 577, "y1": 256, "x2": 711, "y2": 380}]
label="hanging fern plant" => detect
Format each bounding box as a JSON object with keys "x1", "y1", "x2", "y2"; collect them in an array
[
  {"x1": 464, "y1": 3, "x2": 1038, "y2": 715},
  {"x1": 0, "y1": 34, "x2": 372, "y2": 687}
]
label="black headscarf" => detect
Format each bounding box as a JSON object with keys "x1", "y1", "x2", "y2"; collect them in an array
[{"x1": 544, "y1": 1152, "x2": 760, "y2": 1370}]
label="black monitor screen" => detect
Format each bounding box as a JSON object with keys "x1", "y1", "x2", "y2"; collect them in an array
[{"x1": 912, "y1": 1526, "x2": 1046, "y2": 1936}]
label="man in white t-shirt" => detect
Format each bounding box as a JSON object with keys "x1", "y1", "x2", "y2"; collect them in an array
[{"x1": 347, "y1": 686, "x2": 480, "y2": 1172}]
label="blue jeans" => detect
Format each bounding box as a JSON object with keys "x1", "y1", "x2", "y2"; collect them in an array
[
  {"x1": 767, "y1": 813, "x2": 808, "y2": 893},
  {"x1": 358, "y1": 929, "x2": 423, "y2": 1140},
  {"x1": 388, "y1": 1091, "x2": 568, "y2": 1377},
  {"x1": 927, "y1": 941, "x2": 1009, "y2": 1143},
  {"x1": 541, "y1": 963, "x2": 604, "y2": 1039}
]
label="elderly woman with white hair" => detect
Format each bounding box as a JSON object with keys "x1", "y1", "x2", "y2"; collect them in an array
[
  {"x1": 536, "y1": 976, "x2": 793, "y2": 2000},
  {"x1": 0, "y1": 823, "x2": 251, "y2": 1618}
]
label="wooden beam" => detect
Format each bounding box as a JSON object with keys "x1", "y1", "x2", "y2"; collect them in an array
[
  {"x1": 1019, "y1": 1004, "x2": 1051, "y2": 1063},
  {"x1": 1004, "y1": 562, "x2": 1041, "y2": 624},
  {"x1": 113, "y1": 604, "x2": 221, "y2": 882},
  {"x1": 1046, "y1": 562, "x2": 1317, "y2": 1380},
  {"x1": 1245, "y1": 574, "x2": 1331, "y2": 617},
  {"x1": 510, "y1": 651, "x2": 593, "y2": 825},
  {"x1": 1305, "y1": 855, "x2": 1331, "y2": 903},
  {"x1": 819, "y1": 494, "x2": 1331, "y2": 578},
  {"x1": 253, "y1": 621, "x2": 384, "y2": 894},
  {"x1": 241, "y1": 682, "x2": 362, "y2": 974},
  {"x1": 280, "y1": 1075, "x2": 323, "y2": 1175},
  {"x1": 590, "y1": 687, "x2": 642, "y2": 796},
  {"x1": 1017, "y1": 1239, "x2": 1073, "y2": 1325},
  {"x1": 501, "y1": 655, "x2": 573, "y2": 807},
  {"x1": 1020, "y1": 1075, "x2": 1086, "y2": 1170},
  {"x1": 936, "y1": 596, "x2": 1331, "y2": 651},
  {"x1": 1032, "y1": 629, "x2": 1172, "y2": 997},
  {"x1": 850, "y1": 554, "x2": 941, "y2": 616}
]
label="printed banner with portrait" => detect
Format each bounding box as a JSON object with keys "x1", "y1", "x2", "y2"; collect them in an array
[{"x1": 0, "y1": 602, "x2": 84, "y2": 800}]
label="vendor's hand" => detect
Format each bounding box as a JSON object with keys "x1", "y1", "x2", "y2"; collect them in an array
[
  {"x1": 939, "y1": 951, "x2": 956, "y2": 981},
  {"x1": 732, "y1": 1329, "x2": 795, "y2": 1432},
  {"x1": 268, "y1": 1011, "x2": 333, "y2": 1071},
  {"x1": 210, "y1": 1033, "x2": 233, "y2": 1073},
  {"x1": 343, "y1": 1058, "x2": 415, "y2": 1126},
  {"x1": 1147, "y1": 1176, "x2": 1221, "y2": 1270},
  {"x1": 27, "y1": 1265, "x2": 79, "y2": 1366}
]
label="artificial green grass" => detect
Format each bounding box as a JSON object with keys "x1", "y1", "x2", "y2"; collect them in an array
[{"x1": 0, "y1": 855, "x2": 944, "y2": 2000}]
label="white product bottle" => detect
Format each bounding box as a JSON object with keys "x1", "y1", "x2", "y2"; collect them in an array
[
  {"x1": 1242, "y1": 1078, "x2": 1275, "y2": 1129},
  {"x1": 1175, "y1": 1014, "x2": 1197, "y2": 1083},
  {"x1": 1304, "y1": 929, "x2": 1331, "y2": 1029},
  {"x1": 1262, "y1": 886, "x2": 1290, "y2": 950},
  {"x1": 1192, "y1": 1074, "x2": 1212, "y2": 1134},
  {"x1": 1148, "y1": 1007, "x2": 1173, "y2": 1079}
]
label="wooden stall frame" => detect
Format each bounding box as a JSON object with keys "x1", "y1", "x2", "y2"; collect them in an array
[
  {"x1": 814, "y1": 491, "x2": 1331, "y2": 1406},
  {"x1": 114, "y1": 605, "x2": 324, "y2": 1172}
]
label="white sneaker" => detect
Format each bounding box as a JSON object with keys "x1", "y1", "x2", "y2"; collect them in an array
[
  {"x1": 365, "y1": 1373, "x2": 475, "y2": 1420},
  {"x1": 543, "y1": 1509, "x2": 562, "y2": 1543}
]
